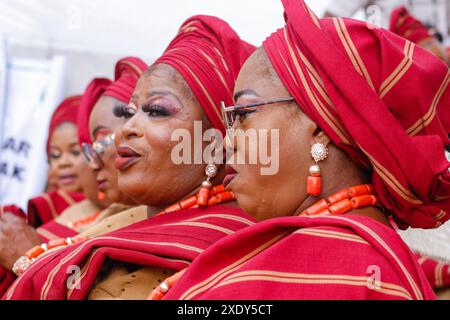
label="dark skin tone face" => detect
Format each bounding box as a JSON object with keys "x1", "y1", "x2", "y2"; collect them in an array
[
  {"x1": 115, "y1": 63, "x2": 225, "y2": 208},
  {"x1": 227, "y1": 47, "x2": 390, "y2": 227},
  {"x1": 89, "y1": 96, "x2": 136, "y2": 206},
  {"x1": 48, "y1": 122, "x2": 85, "y2": 193}
]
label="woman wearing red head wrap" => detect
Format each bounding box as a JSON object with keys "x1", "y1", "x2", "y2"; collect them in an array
[
  {"x1": 4, "y1": 16, "x2": 256, "y2": 300},
  {"x1": 389, "y1": 6, "x2": 449, "y2": 66},
  {"x1": 0, "y1": 96, "x2": 88, "y2": 296},
  {"x1": 24, "y1": 57, "x2": 150, "y2": 247},
  {"x1": 165, "y1": 0, "x2": 449, "y2": 300},
  {"x1": 0, "y1": 58, "x2": 146, "y2": 298},
  {"x1": 0, "y1": 98, "x2": 86, "y2": 237}
]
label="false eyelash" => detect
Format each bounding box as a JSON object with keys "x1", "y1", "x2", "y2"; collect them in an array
[
  {"x1": 236, "y1": 108, "x2": 257, "y2": 119},
  {"x1": 142, "y1": 104, "x2": 171, "y2": 117},
  {"x1": 113, "y1": 105, "x2": 135, "y2": 119}
]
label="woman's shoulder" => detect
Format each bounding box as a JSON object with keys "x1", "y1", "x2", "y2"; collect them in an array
[{"x1": 177, "y1": 215, "x2": 434, "y2": 300}]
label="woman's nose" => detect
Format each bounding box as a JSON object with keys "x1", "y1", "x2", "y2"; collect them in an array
[
  {"x1": 119, "y1": 113, "x2": 144, "y2": 140},
  {"x1": 224, "y1": 130, "x2": 237, "y2": 155},
  {"x1": 57, "y1": 152, "x2": 73, "y2": 168}
]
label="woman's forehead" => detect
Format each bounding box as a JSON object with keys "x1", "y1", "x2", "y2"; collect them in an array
[
  {"x1": 134, "y1": 64, "x2": 194, "y2": 102},
  {"x1": 235, "y1": 48, "x2": 282, "y2": 97}
]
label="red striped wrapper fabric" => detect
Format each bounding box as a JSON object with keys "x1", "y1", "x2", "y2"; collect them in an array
[
  {"x1": 3, "y1": 205, "x2": 254, "y2": 300},
  {"x1": 166, "y1": 215, "x2": 436, "y2": 300}
]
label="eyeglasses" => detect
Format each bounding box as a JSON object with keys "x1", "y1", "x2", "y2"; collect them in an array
[
  {"x1": 220, "y1": 97, "x2": 295, "y2": 130},
  {"x1": 82, "y1": 133, "x2": 116, "y2": 166}
]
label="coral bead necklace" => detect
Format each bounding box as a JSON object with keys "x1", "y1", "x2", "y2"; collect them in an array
[{"x1": 147, "y1": 184, "x2": 379, "y2": 300}]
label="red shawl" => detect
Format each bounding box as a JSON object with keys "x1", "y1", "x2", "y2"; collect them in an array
[
  {"x1": 155, "y1": 15, "x2": 256, "y2": 134},
  {"x1": 46, "y1": 95, "x2": 81, "y2": 154},
  {"x1": 166, "y1": 215, "x2": 435, "y2": 300},
  {"x1": 3, "y1": 206, "x2": 254, "y2": 300},
  {"x1": 263, "y1": 0, "x2": 450, "y2": 229},
  {"x1": 0, "y1": 191, "x2": 82, "y2": 297},
  {"x1": 389, "y1": 6, "x2": 432, "y2": 44},
  {"x1": 0, "y1": 190, "x2": 83, "y2": 230},
  {"x1": 416, "y1": 253, "x2": 450, "y2": 290},
  {"x1": 26, "y1": 190, "x2": 84, "y2": 227}
]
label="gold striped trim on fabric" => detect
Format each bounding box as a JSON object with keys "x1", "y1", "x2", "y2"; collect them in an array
[
  {"x1": 213, "y1": 270, "x2": 413, "y2": 300},
  {"x1": 407, "y1": 70, "x2": 450, "y2": 136},
  {"x1": 180, "y1": 20, "x2": 198, "y2": 33},
  {"x1": 297, "y1": 48, "x2": 334, "y2": 108},
  {"x1": 39, "y1": 236, "x2": 204, "y2": 300},
  {"x1": 4, "y1": 243, "x2": 66, "y2": 299},
  {"x1": 304, "y1": 2, "x2": 321, "y2": 29},
  {"x1": 180, "y1": 232, "x2": 290, "y2": 300},
  {"x1": 417, "y1": 255, "x2": 428, "y2": 265},
  {"x1": 379, "y1": 41, "x2": 414, "y2": 98},
  {"x1": 66, "y1": 248, "x2": 101, "y2": 298},
  {"x1": 177, "y1": 59, "x2": 223, "y2": 123},
  {"x1": 294, "y1": 228, "x2": 370, "y2": 245},
  {"x1": 434, "y1": 194, "x2": 450, "y2": 201},
  {"x1": 279, "y1": 48, "x2": 300, "y2": 88},
  {"x1": 121, "y1": 60, "x2": 145, "y2": 77},
  {"x1": 161, "y1": 221, "x2": 235, "y2": 236},
  {"x1": 197, "y1": 48, "x2": 231, "y2": 93},
  {"x1": 358, "y1": 144, "x2": 422, "y2": 205},
  {"x1": 282, "y1": 28, "x2": 353, "y2": 146},
  {"x1": 185, "y1": 214, "x2": 254, "y2": 226},
  {"x1": 57, "y1": 190, "x2": 76, "y2": 206},
  {"x1": 333, "y1": 18, "x2": 375, "y2": 91},
  {"x1": 42, "y1": 193, "x2": 58, "y2": 218},
  {"x1": 326, "y1": 216, "x2": 424, "y2": 299},
  {"x1": 36, "y1": 228, "x2": 61, "y2": 241},
  {"x1": 213, "y1": 47, "x2": 230, "y2": 74},
  {"x1": 435, "y1": 262, "x2": 445, "y2": 288},
  {"x1": 434, "y1": 210, "x2": 447, "y2": 221}
]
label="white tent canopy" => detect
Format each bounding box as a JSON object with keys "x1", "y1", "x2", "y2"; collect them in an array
[
  {"x1": 0, "y1": 0, "x2": 329, "y2": 59},
  {"x1": 0, "y1": 0, "x2": 330, "y2": 94}
]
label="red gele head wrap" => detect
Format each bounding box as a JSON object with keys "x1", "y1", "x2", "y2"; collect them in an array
[
  {"x1": 389, "y1": 6, "x2": 433, "y2": 44},
  {"x1": 155, "y1": 15, "x2": 256, "y2": 135},
  {"x1": 263, "y1": 0, "x2": 450, "y2": 229},
  {"x1": 103, "y1": 57, "x2": 148, "y2": 102},
  {"x1": 47, "y1": 95, "x2": 81, "y2": 153},
  {"x1": 77, "y1": 78, "x2": 112, "y2": 145},
  {"x1": 77, "y1": 57, "x2": 147, "y2": 145}
]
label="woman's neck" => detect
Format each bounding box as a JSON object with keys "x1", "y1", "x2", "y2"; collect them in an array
[
  {"x1": 147, "y1": 165, "x2": 229, "y2": 218},
  {"x1": 295, "y1": 150, "x2": 391, "y2": 228}
]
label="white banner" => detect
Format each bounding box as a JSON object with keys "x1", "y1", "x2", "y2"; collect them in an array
[
  {"x1": 0, "y1": 36, "x2": 6, "y2": 149},
  {"x1": 0, "y1": 50, "x2": 67, "y2": 209}
]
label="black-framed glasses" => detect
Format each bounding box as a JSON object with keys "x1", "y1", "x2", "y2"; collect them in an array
[
  {"x1": 220, "y1": 97, "x2": 295, "y2": 130},
  {"x1": 81, "y1": 133, "x2": 115, "y2": 166}
]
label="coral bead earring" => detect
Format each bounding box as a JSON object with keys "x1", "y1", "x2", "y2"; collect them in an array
[
  {"x1": 307, "y1": 143, "x2": 328, "y2": 196},
  {"x1": 197, "y1": 164, "x2": 218, "y2": 206}
]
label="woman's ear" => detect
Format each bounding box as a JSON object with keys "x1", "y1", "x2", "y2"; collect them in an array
[{"x1": 312, "y1": 129, "x2": 331, "y2": 147}]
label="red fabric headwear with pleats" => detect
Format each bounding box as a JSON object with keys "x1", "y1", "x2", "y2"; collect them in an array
[
  {"x1": 155, "y1": 15, "x2": 256, "y2": 135},
  {"x1": 47, "y1": 96, "x2": 81, "y2": 153},
  {"x1": 389, "y1": 6, "x2": 432, "y2": 44},
  {"x1": 77, "y1": 57, "x2": 147, "y2": 145},
  {"x1": 263, "y1": 0, "x2": 450, "y2": 229}
]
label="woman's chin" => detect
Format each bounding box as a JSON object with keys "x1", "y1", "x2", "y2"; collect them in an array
[{"x1": 60, "y1": 184, "x2": 81, "y2": 194}]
